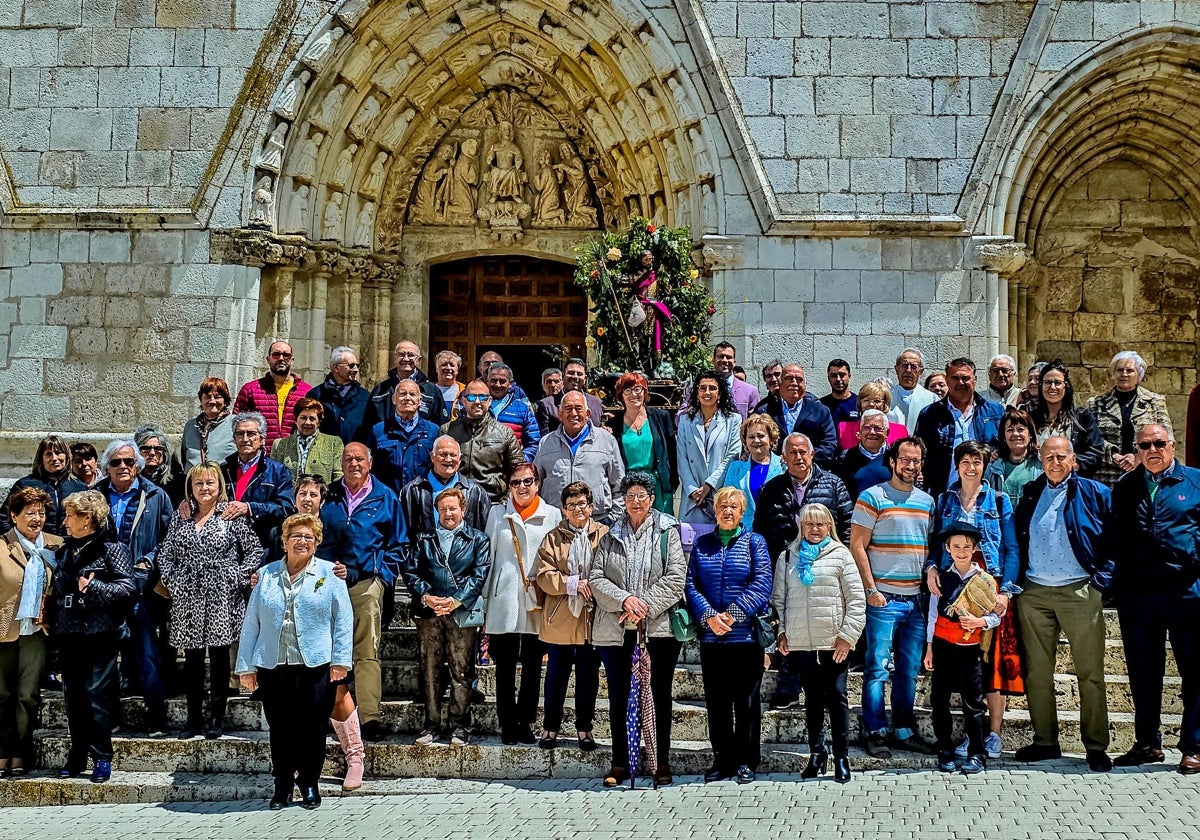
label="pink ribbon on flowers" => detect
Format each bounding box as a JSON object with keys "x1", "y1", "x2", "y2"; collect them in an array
[{"x1": 634, "y1": 271, "x2": 673, "y2": 353}]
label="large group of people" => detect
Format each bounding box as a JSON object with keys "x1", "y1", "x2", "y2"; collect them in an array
[{"x1": 1, "y1": 338, "x2": 1198, "y2": 805}]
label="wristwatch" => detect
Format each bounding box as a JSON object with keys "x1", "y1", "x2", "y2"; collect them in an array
[{"x1": 866, "y1": 587, "x2": 880, "y2": 598}]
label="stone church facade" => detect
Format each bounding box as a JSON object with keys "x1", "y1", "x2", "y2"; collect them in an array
[{"x1": 1, "y1": 0, "x2": 1197, "y2": 462}]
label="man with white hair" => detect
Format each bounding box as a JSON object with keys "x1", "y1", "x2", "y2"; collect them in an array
[
  {"x1": 835, "y1": 409, "x2": 893, "y2": 500},
  {"x1": 219, "y1": 412, "x2": 296, "y2": 562},
  {"x1": 98, "y1": 438, "x2": 174, "y2": 735},
  {"x1": 979, "y1": 354, "x2": 1021, "y2": 406},
  {"x1": 888, "y1": 348, "x2": 938, "y2": 433},
  {"x1": 309, "y1": 345, "x2": 373, "y2": 444}
]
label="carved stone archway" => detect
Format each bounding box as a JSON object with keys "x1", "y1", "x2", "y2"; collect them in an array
[{"x1": 227, "y1": 0, "x2": 721, "y2": 381}]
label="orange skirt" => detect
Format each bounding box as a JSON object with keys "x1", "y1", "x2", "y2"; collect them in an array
[{"x1": 984, "y1": 603, "x2": 1024, "y2": 695}]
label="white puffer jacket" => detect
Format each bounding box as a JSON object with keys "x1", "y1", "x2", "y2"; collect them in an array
[{"x1": 770, "y1": 540, "x2": 866, "y2": 651}]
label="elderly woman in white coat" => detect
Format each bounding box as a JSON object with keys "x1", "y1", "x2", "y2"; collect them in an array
[
  {"x1": 483, "y1": 462, "x2": 562, "y2": 745},
  {"x1": 677, "y1": 370, "x2": 742, "y2": 542},
  {"x1": 590, "y1": 471, "x2": 687, "y2": 788},
  {"x1": 771, "y1": 503, "x2": 865, "y2": 784}
]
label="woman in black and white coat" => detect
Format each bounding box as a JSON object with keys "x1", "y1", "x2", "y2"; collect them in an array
[{"x1": 157, "y1": 462, "x2": 261, "y2": 739}]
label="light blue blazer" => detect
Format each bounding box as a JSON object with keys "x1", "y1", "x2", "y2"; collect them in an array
[
  {"x1": 723, "y1": 455, "x2": 785, "y2": 529},
  {"x1": 235, "y1": 557, "x2": 353, "y2": 673}
]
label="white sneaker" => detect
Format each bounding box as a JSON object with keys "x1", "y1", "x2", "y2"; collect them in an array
[
  {"x1": 984, "y1": 732, "x2": 1002, "y2": 759},
  {"x1": 954, "y1": 735, "x2": 969, "y2": 757},
  {"x1": 414, "y1": 729, "x2": 437, "y2": 746}
]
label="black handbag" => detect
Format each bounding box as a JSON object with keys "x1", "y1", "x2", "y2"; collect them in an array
[{"x1": 754, "y1": 603, "x2": 780, "y2": 649}]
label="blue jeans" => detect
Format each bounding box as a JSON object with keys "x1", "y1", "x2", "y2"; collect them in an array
[
  {"x1": 123, "y1": 595, "x2": 166, "y2": 718},
  {"x1": 862, "y1": 592, "x2": 927, "y2": 737}
]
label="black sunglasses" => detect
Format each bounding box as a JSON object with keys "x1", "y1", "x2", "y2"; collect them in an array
[
  {"x1": 109, "y1": 458, "x2": 137, "y2": 468},
  {"x1": 1137, "y1": 440, "x2": 1170, "y2": 450}
]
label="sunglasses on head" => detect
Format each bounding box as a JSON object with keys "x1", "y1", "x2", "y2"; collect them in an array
[
  {"x1": 109, "y1": 458, "x2": 136, "y2": 468},
  {"x1": 1138, "y1": 440, "x2": 1170, "y2": 450}
]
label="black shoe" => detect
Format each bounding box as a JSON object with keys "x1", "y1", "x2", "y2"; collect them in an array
[
  {"x1": 500, "y1": 729, "x2": 518, "y2": 746},
  {"x1": 864, "y1": 733, "x2": 891, "y2": 759},
  {"x1": 471, "y1": 688, "x2": 486, "y2": 704},
  {"x1": 269, "y1": 789, "x2": 291, "y2": 810},
  {"x1": 1086, "y1": 750, "x2": 1113, "y2": 772},
  {"x1": 299, "y1": 785, "x2": 321, "y2": 810},
  {"x1": 833, "y1": 756, "x2": 851, "y2": 783},
  {"x1": 361, "y1": 719, "x2": 387, "y2": 742},
  {"x1": 703, "y1": 766, "x2": 733, "y2": 783},
  {"x1": 960, "y1": 755, "x2": 986, "y2": 775},
  {"x1": 8, "y1": 766, "x2": 26, "y2": 778},
  {"x1": 1112, "y1": 743, "x2": 1165, "y2": 767},
  {"x1": 801, "y1": 751, "x2": 828, "y2": 780},
  {"x1": 735, "y1": 764, "x2": 755, "y2": 784},
  {"x1": 177, "y1": 728, "x2": 200, "y2": 740},
  {"x1": 204, "y1": 718, "x2": 223, "y2": 740},
  {"x1": 937, "y1": 752, "x2": 958, "y2": 773},
  {"x1": 577, "y1": 733, "x2": 597, "y2": 752},
  {"x1": 514, "y1": 724, "x2": 537, "y2": 745},
  {"x1": 1014, "y1": 743, "x2": 1063, "y2": 763},
  {"x1": 892, "y1": 734, "x2": 936, "y2": 755},
  {"x1": 537, "y1": 732, "x2": 557, "y2": 750}
]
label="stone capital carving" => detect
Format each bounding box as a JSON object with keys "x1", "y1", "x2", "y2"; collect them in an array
[
  {"x1": 699, "y1": 235, "x2": 745, "y2": 271},
  {"x1": 973, "y1": 238, "x2": 1028, "y2": 276}
]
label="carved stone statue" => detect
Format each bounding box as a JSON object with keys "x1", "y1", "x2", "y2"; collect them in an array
[
  {"x1": 360, "y1": 150, "x2": 389, "y2": 198},
  {"x1": 322, "y1": 191, "x2": 345, "y2": 240},
  {"x1": 414, "y1": 18, "x2": 462, "y2": 59},
  {"x1": 412, "y1": 143, "x2": 455, "y2": 222},
  {"x1": 554, "y1": 142, "x2": 596, "y2": 227},
  {"x1": 531, "y1": 148, "x2": 565, "y2": 226},
  {"x1": 688, "y1": 126, "x2": 714, "y2": 179},
  {"x1": 354, "y1": 200, "x2": 376, "y2": 248},
  {"x1": 374, "y1": 53, "x2": 417, "y2": 94},
  {"x1": 330, "y1": 142, "x2": 358, "y2": 189},
  {"x1": 294, "y1": 130, "x2": 323, "y2": 183},
  {"x1": 666, "y1": 74, "x2": 700, "y2": 125},
  {"x1": 342, "y1": 37, "x2": 383, "y2": 84},
  {"x1": 638, "y1": 85, "x2": 667, "y2": 132},
  {"x1": 289, "y1": 184, "x2": 311, "y2": 234},
  {"x1": 445, "y1": 138, "x2": 479, "y2": 223},
  {"x1": 446, "y1": 42, "x2": 492, "y2": 77},
  {"x1": 377, "y1": 106, "x2": 416, "y2": 150},
  {"x1": 410, "y1": 70, "x2": 451, "y2": 111},
  {"x1": 303, "y1": 26, "x2": 345, "y2": 68},
  {"x1": 248, "y1": 175, "x2": 275, "y2": 229},
  {"x1": 638, "y1": 28, "x2": 678, "y2": 77},
  {"x1": 256, "y1": 122, "x2": 288, "y2": 172},
  {"x1": 317, "y1": 83, "x2": 347, "y2": 129},
  {"x1": 275, "y1": 70, "x2": 311, "y2": 120},
  {"x1": 349, "y1": 95, "x2": 382, "y2": 138},
  {"x1": 477, "y1": 120, "x2": 531, "y2": 236}
]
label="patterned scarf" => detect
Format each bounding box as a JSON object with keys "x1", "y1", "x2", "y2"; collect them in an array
[
  {"x1": 296, "y1": 434, "x2": 316, "y2": 473},
  {"x1": 564, "y1": 521, "x2": 594, "y2": 618},
  {"x1": 15, "y1": 531, "x2": 53, "y2": 624},
  {"x1": 612, "y1": 514, "x2": 657, "y2": 599},
  {"x1": 795, "y1": 536, "x2": 831, "y2": 586},
  {"x1": 195, "y1": 409, "x2": 231, "y2": 461}
]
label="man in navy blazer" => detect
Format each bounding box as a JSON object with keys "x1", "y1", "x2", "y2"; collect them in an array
[
  {"x1": 322, "y1": 443, "x2": 406, "y2": 741},
  {"x1": 754, "y1": 364, "x2": 838, "y2": 468}
]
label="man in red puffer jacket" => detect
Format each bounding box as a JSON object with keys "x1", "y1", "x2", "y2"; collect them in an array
[{"x1": 233, "y1": 340, "x2": 312, "y2": 454}]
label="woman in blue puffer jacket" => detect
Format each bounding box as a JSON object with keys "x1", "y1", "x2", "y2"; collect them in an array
[{"x1": 685, "y1": 486, "x2": 773, "y2": 785}]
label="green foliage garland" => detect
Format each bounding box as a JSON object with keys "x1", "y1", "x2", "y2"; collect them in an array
[{"x1": 572, "y1": 217, "x2": 715, "y2": 378}]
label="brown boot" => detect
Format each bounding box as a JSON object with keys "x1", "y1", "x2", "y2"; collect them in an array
[
  {"x1": 331, "y1": 710, "x2": 365, "y2": 791},
  {"x1": 654, "y1": 764, "x2": 674, "y2": 786}
]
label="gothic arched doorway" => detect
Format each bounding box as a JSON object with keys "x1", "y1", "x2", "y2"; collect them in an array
[{"x1": 429, "y1": 256, "x2": 587, "y2": 390}]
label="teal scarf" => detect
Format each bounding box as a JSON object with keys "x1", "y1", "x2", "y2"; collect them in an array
[{"x1": 796, "y1": 537, "x2": 831, "y2": 585}]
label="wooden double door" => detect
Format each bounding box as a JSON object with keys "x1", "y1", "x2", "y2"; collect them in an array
[{"x1": 429, "y1": 257, "x2": 587, "y2": 390}]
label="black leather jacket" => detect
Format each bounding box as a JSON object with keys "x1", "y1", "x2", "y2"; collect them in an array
[
  {"x1": 403, "y1": 525, "x2": 491, "y2": 619},
  {"x1": 751, "y1": 465, "x2": 854, "y2": 561},
  {"x1": 49, "y1": 531, "x2": 137, "y2": 636}
]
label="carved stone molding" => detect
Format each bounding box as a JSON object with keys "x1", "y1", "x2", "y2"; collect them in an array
[
  {"x1": 973, "y1": 237, "x2": 1029, "y2": 276},
  {"x1": 212, "y1": 228, "x2": 404, "y2": 282},
  {"x1": 699, "y1": 234, "x2": 745, "y2": 271}
]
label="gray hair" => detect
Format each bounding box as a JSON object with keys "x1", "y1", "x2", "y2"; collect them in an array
[
  {"x1": 133, "y1": 424, "x2": 176, "y2": 481},
  {"x1": 896, "y1": 348, "x2": 925, "y2": 366},
  {"x1": 784, "y1": 432, "x2": 814, "y2": 451},
  {"x1": 987, "y1": 354, "x2": 1016, "y2": 371},
  {"x1": 1110, "y1": 350, "x2": 1147, "y2": 382},
  {"x1": 1136, "y1": 423, "x2": 1174, "y2": 443},
  {"x1": 102, "y1": 439, "x2": 146, "y2": 471},
  {"x1": 859, "y1": 408, "x2": 890, "y2": 429},
  {"x1": 1028, "y1": 361, "x2": 1047, "y2": 374},
  {"x1": 487, "y1": 363, "x2": 514, "y2": 380},
  {"x1": 1040, "y1": 435, "x2": 1075, "y2": 456},
  {"x1": 434, "y1": 349, "x2": 461, "y2": 367},
  {"x1": 432, "y1": 434, "x2": 461, "y2": 453},
  {"x1": 232, "y1": 412, "x2": 268, "y2": 437},
  {"x1": 541, "y1": 367, "x2": 562, "y2": 380},
  {"x1": 330, "y1": 345, "x2": 356, "y2": 367}
]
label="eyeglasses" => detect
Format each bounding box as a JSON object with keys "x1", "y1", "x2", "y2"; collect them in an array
[
  {"x1": 896, "y1": 362, "x2": 920, "y2": 370},
  {"x1": 109, "y1": 458, "x2": 136, "y2": 468},
  {"x1": 463, "y1": 393, "x2": 489, "y2": 402},
  {"x1": 269, "y1": 351, "x2": 293, "y2": 359},
  {"x1": 338, "y1": 362, "x2": 361, "y2": 369},
  {"x1": 1138, "y1": 440, "x2": 1171, "y2": 450},
  {"x1": 234, "y1": 430, "x2": 261, "y2": 438},
  {"x1": 139, "y1": 445, "x2": 166, "y2": 454},
  {"x1": 564, "y1": 500, "x2": 592, "y2": 511},
  {"x1": 624, "y1": 493, "x2": 651, "y2": 503},
  {"x1": 623, "y1": 386, "x2": 646, "y2": 396},
  {"x1": 288, "y1": 534, "x2": 316, "y2": 543},
  {"x1": 896, "y1": 457, "x2": 923, "y2": 466},
  {"x1": 510, "y1": 477, "x2": 538, "y2": 488},
  {"x1": 1040, "y1": 379, "x2": 1066, "y2": 389},
  {"x1": 989, "y1": 368, "x2": 1015, "y2": 375}
]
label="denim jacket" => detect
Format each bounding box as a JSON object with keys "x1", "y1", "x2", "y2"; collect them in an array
[{"x1": 927, "y1": 482, "x2": 1020, "y2": 595}]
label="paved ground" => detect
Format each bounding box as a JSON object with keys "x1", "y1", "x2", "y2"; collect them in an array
[{"x1": 6, "y1": 761, "x2": 1196, "y2": 839}]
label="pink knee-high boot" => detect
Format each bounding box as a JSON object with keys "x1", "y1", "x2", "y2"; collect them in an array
[{"x1": 331, "y1": 710, "x2": 365, "y2": 791}]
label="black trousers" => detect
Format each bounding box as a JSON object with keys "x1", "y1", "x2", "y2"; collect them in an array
[
  {"x1": 257, "y1": 664, "x2": 335, "y2": 789},
  {"x1": 699, "y1": 642, "x2": 764, "y2": 771},
  {"x1": 771, "y1": 649, "x2": 805, "y2": 702},
  {"x1": 60, "y1": 631, "x2": 120, "y2": 766},
  {"x1": 543, "y1": 642, "x2": 600, "y2": 732},
  {"x1": 929, "y1": 638, "x2": 986, "y2": 756},
  {"x1": 182, "y1": 645, "x2": 231, "y2": 727},
  {"x1": 598, "y1": 631, "x2": 682, "y2": 771},
  {"x1": 488, "y1": 632, "x2": 544, "y2": 732},
  {"x1": 0, "y1": 633, "x2": 47, "y2": 761},
  {"x1": 790, "y1": 649, "x2": 851, "y2": 757},
  {"x1": 1119, "y1": 591, "x2": 1200, "y2": 752}
]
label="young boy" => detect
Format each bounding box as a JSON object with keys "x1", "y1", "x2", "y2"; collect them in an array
[{"x1": 924, "y1": 521, "x2": 1001, "y2": 774}]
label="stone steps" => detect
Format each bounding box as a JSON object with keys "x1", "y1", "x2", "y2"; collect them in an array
[{"x1": 36, "y1": 699, "x2": 1170, "y2": 755}]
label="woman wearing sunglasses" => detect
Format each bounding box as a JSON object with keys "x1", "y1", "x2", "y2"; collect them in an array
[{"x1": 482, "y1": 463, "x2": 561, "y2": 744}]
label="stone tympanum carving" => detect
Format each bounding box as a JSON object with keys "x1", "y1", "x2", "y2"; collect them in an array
[
  {"x1": 322, "y1": 191, "x2": 345, "y2": 240},
  {"x1": 249, "y1": 175, "x2": 275, "y2": 229},
  {"x1": 275, "y1": 70, "x2": 311, "y2": 120},
  {"x1": 360, "y1": 151, "x2": 389, "y2": 198},
  {"x1": 257, "y1": 123, "x2": 288, "y2": 172}
]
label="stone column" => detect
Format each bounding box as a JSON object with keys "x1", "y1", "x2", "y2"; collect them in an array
[
  {"x1": 975, "y1": 238, "x2": 1028, "y2": 368},
  {"x1": 390, "y1": 262, "x2": 427, "y2": 352}
]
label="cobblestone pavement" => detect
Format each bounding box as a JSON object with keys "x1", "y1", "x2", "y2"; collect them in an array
[{"x1": 6, "y1": 762, "x2": 1196, "y2": 839}]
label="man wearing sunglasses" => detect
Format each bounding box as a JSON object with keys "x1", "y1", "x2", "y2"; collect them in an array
[
  {"x1": 97, "y1": 439, "x2": 174, "y2": 737},
  {"x1": 439, "y1": 379, "x2": 524, "y2": 505},
  {"x1": 233, "y1": 340, "x2": 312, "y2": 455},
  {"x1": 308, "y1": 346, "x2": 372, "y2": 445},
  {"x1": 1011, "y1": 435, "x2": 1113, "y2": 772},
  {"x1": 1109, "y1": 425, "x2": 1200, "y2": 774}
]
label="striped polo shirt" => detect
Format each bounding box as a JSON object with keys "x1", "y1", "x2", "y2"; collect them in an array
[{"x1": 851, "y1": 482, "x2": 934, "y2": 595}]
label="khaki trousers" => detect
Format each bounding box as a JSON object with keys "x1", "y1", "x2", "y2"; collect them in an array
[{"x1": 348, "y1": 577, "x2": 385, "y2": 722}]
